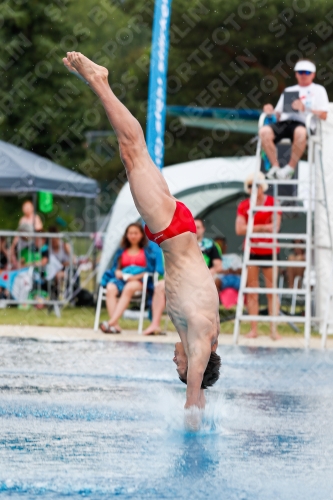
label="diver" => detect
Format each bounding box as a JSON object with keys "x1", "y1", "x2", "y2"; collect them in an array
[{"x1": 63, "y1": 52, "x2": 221, "y2": 411}]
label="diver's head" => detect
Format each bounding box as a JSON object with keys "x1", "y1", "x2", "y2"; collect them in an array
[
  {"x1": 173, "y1": 342, "x2": 188, "y2": 380},
  {"x1": 173, "y1": 342, "x2": 221, "y2": 389}
]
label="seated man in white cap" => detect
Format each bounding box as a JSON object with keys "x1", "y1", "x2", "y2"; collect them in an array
[{"x1": 260, "y1": 59, "x2": 329, "y2": 180}]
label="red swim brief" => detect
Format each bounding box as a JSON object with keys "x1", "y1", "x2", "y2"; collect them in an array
[{"x1": 144, "y1": 201, "x2": 196, "y2": 246}]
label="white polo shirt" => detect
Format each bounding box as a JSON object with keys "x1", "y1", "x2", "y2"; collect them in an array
[{"x1": 274, "y1": 83, "x2": 329, "y2": 124}]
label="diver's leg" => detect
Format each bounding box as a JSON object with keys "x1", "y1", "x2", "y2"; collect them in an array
[{"x1": 63, "y1": 52, "x2": 175, "y2": 232}]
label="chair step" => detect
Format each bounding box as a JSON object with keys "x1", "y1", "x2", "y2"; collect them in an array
[
  {"x1": 256, "y1": 179, "x2": 306, "y2": 185},
  {"x1": 250, "y1": 243, "x2": 306, "y2": 249},
  {"x1": 251, "y1": 206, "x2": 307, "y2": 213},
  {"x1": 249, "y1": 233, "x2": 308, "y2": 239},
  {"x1": 244, "y1": 260, "x2": 306, "y2": 267},
  {"x1": 238, "y1": 315, "x2": 306, "y2": 322},
  {"x1": 243, "y1": 287, "x2": 306, "y2": 294},
  {"x1": 277, "y1": 196, "x2": 323, "y2": 203}
]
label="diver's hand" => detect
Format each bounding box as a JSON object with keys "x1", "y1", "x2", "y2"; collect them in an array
[{"x1": 184, "y1": 405, "x2": 204, "y2": 431}]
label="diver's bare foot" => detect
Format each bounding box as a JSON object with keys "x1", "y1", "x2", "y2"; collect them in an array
[
  {"x1": 143, "y1": 325, "x2": 162, "y2": 336},
  {"x1": 63, "y1": 52, "x2": 108, "y2": 87},
  {"x1": 270, "y1": 332, "x2": 282, "y2": 341},
  {"x1": 246, "y1": 330, "x2": 258, "y2": 338}
]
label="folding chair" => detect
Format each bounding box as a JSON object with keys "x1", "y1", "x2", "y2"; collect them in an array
[{"x1": 94, "y1": 272, "x2": 158, "y2": 334}]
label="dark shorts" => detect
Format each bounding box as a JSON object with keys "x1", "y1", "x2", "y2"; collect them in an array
[
  {"x1": 270, "y1": 120, "x2": 305, "y2": 144},
  {"x1": 249, "y1": 253, "x2": 274, "y2": 267}
]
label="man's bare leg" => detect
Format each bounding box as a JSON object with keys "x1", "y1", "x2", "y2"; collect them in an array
[
  {"x1": 263, "y1": 267, "x2": 281, "y2": 340},
  {"x1": 259, "y1": 126, "x2": 279, "y2": 166},
  {"x1": 63, "y1": 52, "x2": 175, "y2": 233},
  {"x1": 143, "y1": 280, "x2": 166, "y2": 335},
  {"x1": 245, "y1": 265, "x2": 260, "y2": 338},
  {"x1": 289, "y1": 126, "x2": 307, "y2": 168}
]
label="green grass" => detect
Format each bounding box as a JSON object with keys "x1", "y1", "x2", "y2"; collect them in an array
[
  {"x1": 0, "y1": 305, "x2": 318, "y2": 336},
  {"x1": 0, "y1": 305, "x2": 155, "y2": 330}
]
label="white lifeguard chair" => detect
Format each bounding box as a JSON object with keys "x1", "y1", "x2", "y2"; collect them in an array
[{"x1": 233, "y1": 111, "x2": 333, "y2": 348}]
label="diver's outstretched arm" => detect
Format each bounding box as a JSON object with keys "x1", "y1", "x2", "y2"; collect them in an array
[{"x1": 185, "y1": 340, "x2": 211, "y2": 409}]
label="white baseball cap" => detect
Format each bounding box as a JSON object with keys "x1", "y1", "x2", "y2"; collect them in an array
[
  {"x1": 294, "y1": 60, "x2": 316, "y2": 73},
  {"x1": 244, "y1": 171, "x2": 268, "y2": 194}
]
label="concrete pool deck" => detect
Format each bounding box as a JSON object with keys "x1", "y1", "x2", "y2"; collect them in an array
[{"x1": 0, "y1": 324, "x2": 332, "y2": 349}]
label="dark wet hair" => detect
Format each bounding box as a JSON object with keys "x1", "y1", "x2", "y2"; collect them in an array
[
  {"x1": 121, "y1": 222, "x2": 147, "y2": 249},
  {"x1": 179, "y1": 351, "x2": 221, "y2": 390}
]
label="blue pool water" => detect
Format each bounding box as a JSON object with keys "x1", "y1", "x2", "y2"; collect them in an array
[{"x1": 0, "y1": 338, "x2": 333, "y2": 500}]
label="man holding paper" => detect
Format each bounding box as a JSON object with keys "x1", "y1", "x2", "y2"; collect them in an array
[{"x1": 260, "y1": 60, "x2": 329, "y2": 180}]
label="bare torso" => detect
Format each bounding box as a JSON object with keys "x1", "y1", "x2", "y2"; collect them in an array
[{"x1": 161, "y1": 232, "x2": 220, "y2": 354}]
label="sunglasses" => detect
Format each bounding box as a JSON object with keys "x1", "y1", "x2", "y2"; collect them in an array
[{"x1": 296, "y1": 70, "x2": 312, "y2": 75}]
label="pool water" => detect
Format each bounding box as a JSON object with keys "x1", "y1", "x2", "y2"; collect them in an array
[{"x1": 0, "y1": 338, "x2": 333, "y2": 500}]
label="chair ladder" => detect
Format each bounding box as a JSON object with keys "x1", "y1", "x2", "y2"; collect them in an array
[{"x1": 233, "y1": 113, "x2": 330, "y2": 347}]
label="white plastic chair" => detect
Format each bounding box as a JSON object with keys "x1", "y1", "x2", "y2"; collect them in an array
[{"x1": 94, "y1": 272, "x2": 158, "y2": 334}]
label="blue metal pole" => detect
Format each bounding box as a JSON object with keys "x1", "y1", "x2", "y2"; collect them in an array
[{"x1": 146, "y1": 0, "x2": 173, "y2": 170}]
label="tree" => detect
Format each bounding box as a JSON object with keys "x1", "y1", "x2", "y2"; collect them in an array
[
  {"x1": 0, "y1": 0, "x2": 94, "y2": 166},
  {"x1": 1, "y1": 0, "x2": 333, "y2": 184},
  {"x1": 122, "y1": 0, "x2": 333, "y2": 164}
]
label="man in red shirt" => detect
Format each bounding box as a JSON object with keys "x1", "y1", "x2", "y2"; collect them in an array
[{"x1": 236, "y1": 172, "x2": 282, "y2": 339}]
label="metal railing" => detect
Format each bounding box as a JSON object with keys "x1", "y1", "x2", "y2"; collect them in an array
[{"x1": 0, "y1": 230, "x2": 103, "y2": 312}]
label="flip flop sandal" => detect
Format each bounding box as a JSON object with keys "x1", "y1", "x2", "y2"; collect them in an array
[
  {"x1": 147, "y1": 331, "x2": 167, "y2": 336},
  {"x1": 99, "y1": 321, "x2": 121, "y2": 334}
]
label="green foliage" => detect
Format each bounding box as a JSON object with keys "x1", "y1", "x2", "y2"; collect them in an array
[{"x1": 1, "y1": 0, "x2": 333, "y2": 204}]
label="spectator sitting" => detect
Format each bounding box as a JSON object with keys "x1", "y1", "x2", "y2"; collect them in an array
[
  {"x1": 0, "y1": 237, "x2": 9, "y2": 270},
  {"x1": 142, "y1": 279, "x2": 166, "y2": 336},
  {"x1": 195, "y1": 218, "x2": 223, "y2": 287},
  {"x1": 215, "y1": 236, "x2": 242, "y2": 292},
  {"x1": 286, "y1": 240, "x2": 305, "y2": 288},
  {"x1": 19, "y1": 229, "x2": 49, "y2": 269},
  {"x1": 99, "y1": 222, "x2": 157, "y2": 334},
  {"x1": 260, "y1": 59, "x2": 329, "y2": 180},
  {"x1": 143, "y1": 217, "x2": 222, "y2": 335},
  {"x1": 0, "y1": 237, "x2": 9, "y2": 299},
  {"x1": 48, "y1": 226, "x2": 72, "y2": 278},
  {"x1": 235, "y1": 172, "x2": 282, "y2": 340}
]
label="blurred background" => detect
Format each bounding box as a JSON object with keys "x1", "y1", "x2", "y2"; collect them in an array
[{"x1": 1, "y1": 0, "x2": 333, "y2": 227}]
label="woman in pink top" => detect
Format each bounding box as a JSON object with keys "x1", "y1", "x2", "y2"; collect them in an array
[{"x1": 100, "y1": 223, "x2": 149, "y2": 334}]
